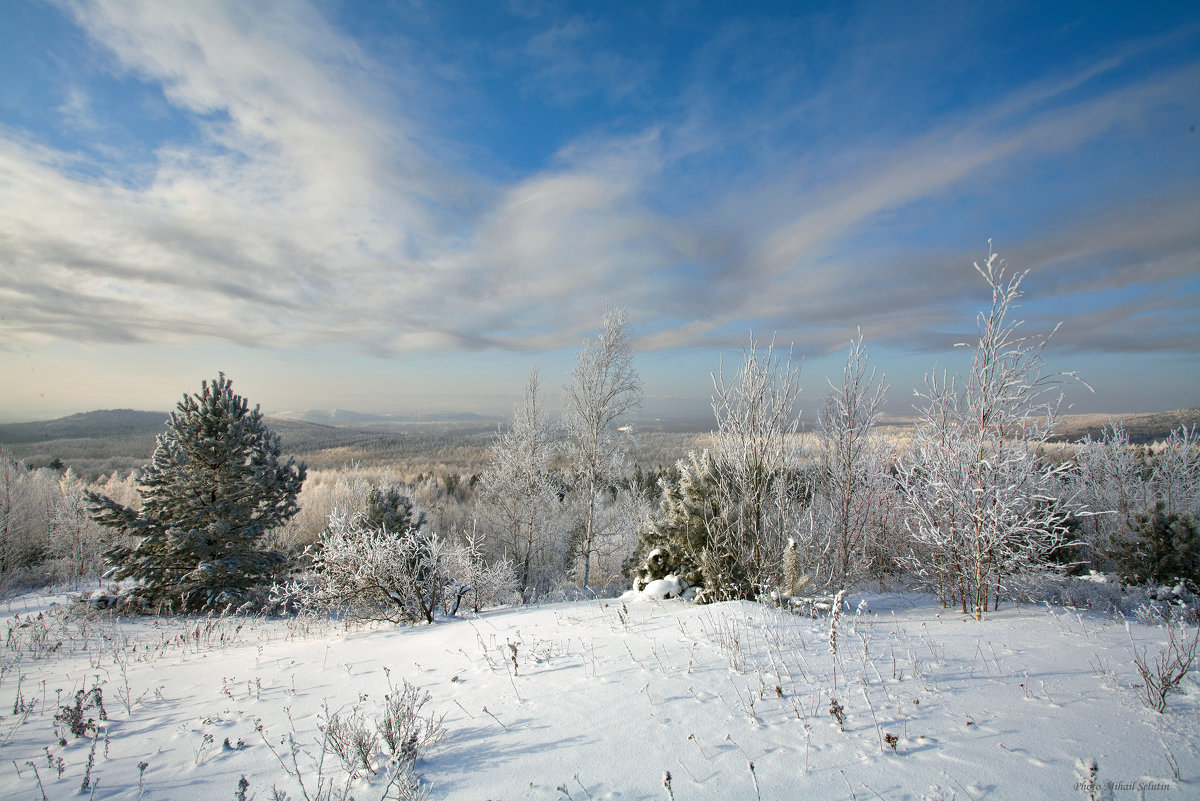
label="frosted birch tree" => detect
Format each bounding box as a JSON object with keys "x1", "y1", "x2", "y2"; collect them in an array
[
  {"x1": 1071, "y1": 423, "x2": 1149, "y2": 568},
  {"x1": 897, "y1": 243, "x2": 1081, "y2": 619},
  {"x1": 562, "y1": 309, "x2": 642, "y2": 587},
  {"x1": 1151, "y1": 426, "x2": 1200, "y2": 519},
  {"x1": 710, "y1": 334, "x2": 803, "y2": 593},
  {"x1": 480, "y1": 367, "x2": 565, "y2": 599},
  {"x1": 808, "y1": 335, "x2": 892, "y2": 590}
]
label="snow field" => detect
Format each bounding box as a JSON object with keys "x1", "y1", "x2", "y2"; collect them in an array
[{"x1": 1, "y1": 593, "x2": 1197, "y2": 800}]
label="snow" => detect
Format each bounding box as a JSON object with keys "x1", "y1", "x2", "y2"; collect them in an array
[
  {"x1": 630, "y1": 574, "x2": 687, "y2": 601},
  {"x1": 1, "y1": 591, "x2": 1197, "y2": 799}
]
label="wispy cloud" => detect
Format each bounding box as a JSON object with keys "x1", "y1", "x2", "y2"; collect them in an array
[{"x1": 0, "y1": 0, "x2": 1196, "y2": 373}]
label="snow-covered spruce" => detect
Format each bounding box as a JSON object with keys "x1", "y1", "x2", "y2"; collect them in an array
[
  {"x1": 623, "y1": 450, "x2": 748, "y2": 603},
  {"x1": 84, "y1": 373, "x2": 306, "y2": 613}
]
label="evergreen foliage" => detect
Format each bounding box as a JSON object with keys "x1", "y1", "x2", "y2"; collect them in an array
[
  {"x1": 1113, "y1": 505, "x2": 1200, "y2": 590},
  {"x1": 363, "y1": 484, "x2": 426, "y2": 535},
  {"x1": 86, "y1": 374, "x2": 306, "y2": 612},
  {"x1": 624, "y1": 451, "x2": 750, "y2": 602}
]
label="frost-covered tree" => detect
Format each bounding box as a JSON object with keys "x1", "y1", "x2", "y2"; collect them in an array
[
  {"x1": 47, "y1": 469, "x2": 110, "y2": 586},
  {"x1": 480, "y1": 367, "x2": 566, "y2": 599},
  {"x1": 806, "y1": 335, "x2": 892, "y2": 590},
  {"x1": 1072, "y1": 424, "x2": 1200, "y2": 583},
  {"x1": 1, "y1": 452, "x2": 39, "y2": 581},
  {"x1": 586, "y1": 483, "x2": 652, "y2": 588},
  {"x1": 442, "y1": 529, "x2": 520, "y2": 614},
  {"x1": 87, "y1": 374, "x2": 306, "y2": 612},
  {"x1": 711, "y1": 334, "x2": 803, "y2": 593},
  {"x1": 897, "y1": 244, "x2": 1080, "y2": 619},
  {"x1": 562, "y1": 309, "x2": 642, "y2": 587},
  {"x1": 0, "y1": 451, "x2": 57, "y2": 591},
  {"x1": 1150, "y1": 426, "x2": 1200, "y2": 520},
  {"x1": 624, "y1": 451, "x2": 747, "y2": 601},
  {"x1": 1071, "y1": 422, "x2": 1149, "y2": 567}
]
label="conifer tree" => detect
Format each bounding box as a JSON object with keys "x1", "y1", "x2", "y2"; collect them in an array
[
  {"x1": 625, "y1": 451, "x2": 749, "y2": 602},
  {"x1": 87, "y1": 374, "x2": 306, "y2": 612}
]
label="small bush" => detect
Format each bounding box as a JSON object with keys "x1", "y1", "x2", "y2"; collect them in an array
[
  {"x1": 1131, "y1": 622, "x2": 1199, "y2": 713},
  {"x1": 54, "y1": 686, "x2": 107, "y2": 742},
  {"x1": 377, "y1": 680, "x2": 446, "y2": 766}
]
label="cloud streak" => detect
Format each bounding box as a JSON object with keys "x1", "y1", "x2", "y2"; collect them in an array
[{"x1": 0, "y1": 0, "x2": 1196, "y2": 375}]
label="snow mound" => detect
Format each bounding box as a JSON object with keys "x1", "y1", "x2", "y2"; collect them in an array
[{"x1": 622, "y1": 574, "x2": 688, "y2": 601}]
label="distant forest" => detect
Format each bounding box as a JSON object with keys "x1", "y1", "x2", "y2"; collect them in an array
[
  {"x1": 2, "y1": 406, "x2": 1196, "y2": 482},
  {"x1": 0, "y1": 409, "x2": 712, "y2": 479}
]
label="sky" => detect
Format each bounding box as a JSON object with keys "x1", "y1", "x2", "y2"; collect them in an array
[{"x1": 0, "y1": 0, "x2": 1198, "y2": 425}]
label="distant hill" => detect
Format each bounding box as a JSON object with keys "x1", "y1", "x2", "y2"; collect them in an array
[
  {"x1": 0, "y1": 408, "x2": 502, "y2": 477},
  {"x1": 273, "y1": 408, "x2": 497, "y2": 425},
  {"x1": 0, "y1": 409, "x2": 168, "y2": 445},
  {"x1": 273, "y1": 408, "x2": 394, "y2": 424},
  {"x1": 1049, "y1": 407, "x2": 1200, "y2": 444}
]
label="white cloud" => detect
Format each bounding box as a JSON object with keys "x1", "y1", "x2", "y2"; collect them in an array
[{"x1": 0, "y1": 0, "x2": 1196, "y2": 370}]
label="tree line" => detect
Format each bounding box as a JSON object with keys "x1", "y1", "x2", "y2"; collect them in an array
[{"x1": 1, "y1": 245, "x2": 1197, "y2": 619}]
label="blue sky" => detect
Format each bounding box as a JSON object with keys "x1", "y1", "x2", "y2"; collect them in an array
[{"x1": 0, "y1": 0, "x2": 1197, "y2": 424}]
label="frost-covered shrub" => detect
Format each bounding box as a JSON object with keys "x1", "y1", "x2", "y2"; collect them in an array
[
  {"x1": 441, "y1": 533, "x2": 519, "y2": 615},
  {"x1": 377, "y1": 679, "x2": 446, "y2": 765},
  {"x1": 1131, "y1": 622, "x2": 1199, "y2": 713},
  {"x1": 1070, "y1": 424, "x2": 1200, "y2": 579},
  {"x1": 1026, "y1": 571, "x2": 1198, "y2": 623},
  {"x1": 304, "y1": 511, "x2": 447, "y2": 624}
]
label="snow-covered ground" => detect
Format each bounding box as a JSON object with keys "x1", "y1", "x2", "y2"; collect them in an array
[{"x1": 1, "y1": 591, "x2": 1196, "y2": 800}]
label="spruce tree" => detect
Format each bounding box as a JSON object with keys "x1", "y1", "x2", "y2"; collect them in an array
[
  {"x1": 624, "y1": 451, "x2": 749, "y2": 602},
  {"x1": 87, "y1": 374, "x2": 306, "y2": 612}
]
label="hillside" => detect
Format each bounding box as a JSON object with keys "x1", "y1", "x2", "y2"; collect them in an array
[
  {"x1": 1050, "y1": 408, "x2": 1200, "y2": 444},
  {"x1": 0, "y1": 409, "x2": 167, "y2": 445},
  {"x1": 0, "y1": 593, "x2": 1195, "y2": 799}
]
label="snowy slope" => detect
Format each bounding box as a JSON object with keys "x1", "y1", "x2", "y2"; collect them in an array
[{"x1": 1, "y1": 592, "x2": 1196, "y2": 800}]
